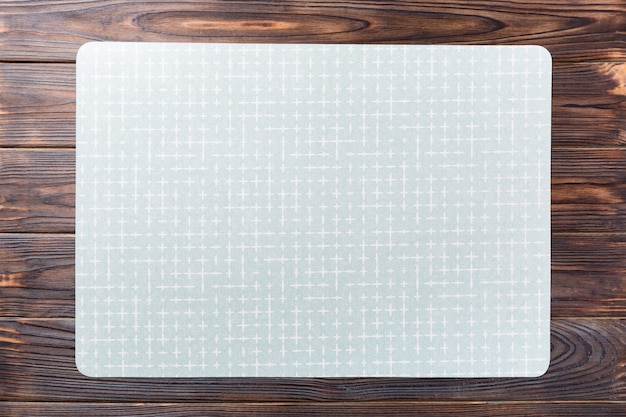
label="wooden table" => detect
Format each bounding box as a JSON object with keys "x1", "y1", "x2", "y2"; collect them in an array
[{"x1": 1, "y1": 1, "x2": 624, "y2": 415}]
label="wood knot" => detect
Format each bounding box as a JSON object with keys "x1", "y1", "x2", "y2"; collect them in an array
[{"x1": 602, "y1": 63, "x2": 626, "y2": 96}]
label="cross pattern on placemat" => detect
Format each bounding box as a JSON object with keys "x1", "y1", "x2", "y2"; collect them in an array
[{"x1": 76, "y1": 43, "x2": 551, "y2": 377}]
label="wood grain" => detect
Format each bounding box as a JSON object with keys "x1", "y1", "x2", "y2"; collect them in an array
[
  {"x1": 552, "y1": 148, "x2": 626, "y2": 185},
  {"x1": 2, "y1": 234, "x2": 626, "y2": 318},
  {"x1": 552, "y1": 271, "x2": 626, "y2": 317},
  {"x1": 0, "y1": 1, "x2": 624, "y2": 63},
  {"x1": 3, "y1": 401, "x2": 626, "y2": 416},
  {"x1": 551, "y1": 148, "x2": 626, "y2": 238},
  {"x1": 1, "y1": 61, "x2": 625, "y2": 148},
  {"x1": 0, "y1": 234, "x2": 74, "y2": 318},
  {"x1": 0, "y1": 318, "x2": 623, "y2": 401},
  {"x1": 552, "y1": 200, "x2": 626, "y2": 233},
  {"x1": 552, "y1": 233, "x2": 626, "y2": 273},
  {"x1": 0, "y1": 150, "x2": 75, "y2": 233},
  {"x1": 553, "y1": 63, "x2": 626, "y2": 147},
  {"x1": 551, "y1": 148, "x2": 626, "y2": 234},
  {"x1": 0, "y1": 64, "x2": 75, "y2": 148}
]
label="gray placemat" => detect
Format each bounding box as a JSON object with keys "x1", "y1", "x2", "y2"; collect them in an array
[{"x1": 76, "y1": 43, "x2": 551, "y2": 377}]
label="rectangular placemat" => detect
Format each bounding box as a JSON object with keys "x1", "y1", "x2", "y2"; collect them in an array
[{"x1": 76, "y1": 43, "x2": 551, "y2": 377}]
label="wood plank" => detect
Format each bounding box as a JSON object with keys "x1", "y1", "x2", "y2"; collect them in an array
[
  {"x1": 2, "y1": 149, "x2": 626, "y2": 232},
  {"x1": 1, "y1": 61, "x2": 624, "y2": 148},
  {"x1": 0, "y1": 318, "x2": 623, "y2": 401},
  {"x1": 1, "y1": 234, "x2": 625, "y2": 318},
  {"x1": 0, "y1": 1, "x2": 624, "y2": 63},
  {"x1": 551, "y1": 149, "x2": 626, "y2": 234},
  {"x1": 0, "y1": 150, "x2": 75, "y2": 233},
  {"x1": 0, "y1": 234, "x2": 74, "y2": 318},
  {"x1": 552, "y1": 233, "x2": 626, "y2": 273},
  {"x1": 553, "y1": 63, "x2": 626, "y2": 147},
  {"x1": 553, "y1": 201, "x2": 626, "y2": 233},
  {"x1": 552, "y1": 148, "x2": 626, "y2": 185},
  {"x1": 2, "y1": 401, "x2": 626, "y2": 416},
  {"x1": 552, "y1": 271, "x2": 626, "y2": 317},
  {"x1": 0, "y1": 64, "x2": 75, "y2": 148},
  {"x1": 5, "y1": 148, "x2": 626, "y2": 233}
]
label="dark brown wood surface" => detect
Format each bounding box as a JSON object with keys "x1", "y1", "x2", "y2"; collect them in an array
[
  {"x1": 0, "y1": 318, "x2": 624, "y2": 402},
  {"x1": 1, "y1": 0, "x2": 624, "y2": 415},
  {"x1": 3, "y1": 402, "x2": 626, "y2": 417},
  {"x1": 1, "y1": 0, "x2": 625, "y2": 63}
]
